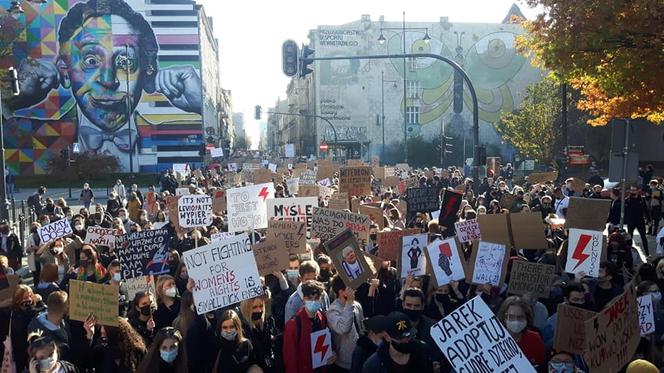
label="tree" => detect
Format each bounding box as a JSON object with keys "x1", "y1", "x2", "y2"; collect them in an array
[
  {"x1": 46, "y1": 152, "x2": 120, "y2": 180},
  {"x1": 496, "y1": 76, "x2": 561, "y2": 165},
  {"x1": 519, "y1": 0, "x2": 664, "y2": 126}
]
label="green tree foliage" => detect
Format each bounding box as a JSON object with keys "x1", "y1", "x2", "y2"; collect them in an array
[{"x1": 47, "y1": 152, "x2": 120, "y2": 181}]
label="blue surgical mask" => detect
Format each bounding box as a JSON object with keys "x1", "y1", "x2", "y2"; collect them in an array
[
  {"x1": 305, "y1": 300, "x2": 322, "y2": 314},
  {"x1": 160, "y1": 349, "x2": 178, "y2": 363},
  {"x1": 112, "y1": 272, "x2": 122, "y2": 282},
  {"x1": 38, "y1": 355, "x2": 56, "y2": 371},
  {"x1": 286, "y1": 269, "x2": 299, "y2": 279},
  {"x1": 549, "y1": 361, "x2": 575, "y2": 373},
  {"x1": 221, "y1": 329, "x2": 238, "y2": 341}
]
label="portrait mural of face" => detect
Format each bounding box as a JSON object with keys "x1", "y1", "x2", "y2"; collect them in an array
[{"x1": 3, "y1": 0, "x2": 204, "y2": 174}]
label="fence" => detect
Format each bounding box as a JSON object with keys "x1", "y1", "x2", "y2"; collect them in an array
[{"x1": 8, "y1": 198, "x2": 35, "y2": 247}]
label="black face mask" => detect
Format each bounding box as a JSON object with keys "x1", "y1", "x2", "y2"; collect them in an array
[
  {"x1": 434, "y1": 293, "x2": 447, "y2": 303},
  {"x1": 21, "y1": 299, "x2": 33, "y2": 308},
  {"x1": 571, "y1": 301, "x2": 593, "y2": 311},
  {"x1": 391, "y1": 340, "x2": 414, "y2": 354},
  {"x1": 139, "y1": 305, "x2": 152, "y2": 316},
  {"x1": 79, "y1": 260, "x2": 89, "y2": 268},
  {"x1": 402, "y1": 308, "x2": 423, "y2": 322},
  {"x1": 370, "y1": 234, "x2": 377, "y2": 242},
  {"x1": 251, "y1": 311, "x2": 263, "y2": 321}
]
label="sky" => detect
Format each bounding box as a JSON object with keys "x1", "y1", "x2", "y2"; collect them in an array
[{"x1": 196, "y1": 0, "x2": 541, "y2": 149}]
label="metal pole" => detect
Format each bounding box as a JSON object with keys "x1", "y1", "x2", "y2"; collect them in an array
[
  {"x1": 440, "y1": 119, "x2": 444, "y2": 167},
  {"x1": 562, "y1": 83, "x2": 568, "y2": 152},
  {"x1": 125, "y1": 44, "x2": 134, "y2": 176},
  {"x1": 402, "y1": 11, "x2": 408, "y2": 164},
  {"x1": 619, "y1": 119, "x2": 630, "y2": 231},
  {"x1": 0, "y1": 88, "x2": 8, "y2": 221},
  {"x1": 381, "y1": 71, "x2": 385, "y2": 163}
]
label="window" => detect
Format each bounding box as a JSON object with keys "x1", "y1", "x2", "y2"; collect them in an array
[
  {"x1": 408, "y1": 57, "x2": 417, "y2": 72},
  {"x1": 406, "y1": 106, "x2": 420, "y2": 124},
  {"x1": 406, "y1": 80, "x2": 420, "y2": 99}
]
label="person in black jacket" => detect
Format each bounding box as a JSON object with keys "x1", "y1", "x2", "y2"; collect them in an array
[
  {"x1": 350, "y1": 315, "x2": 386, "y2": 373},
  {"x1": 625, "y1": 185, "x2": 650, "y2": 255},
  {"x1": 186, "y1": 311, "x2": 221, "y2": 373},
  {"x1": 239, "y1": 295, "x2": 280, "y2": 373},
  {"x1": 212, "y1": 309, "x2": 258, "y2": 373},
  {"x1": 5, "y1": 285, "x2": 45, "y2": 372},
  {"x1": 0, "y1": 220, "x2": 23, "y2": 271},
  {"x1": 128, "y1": 291, "x2": 156, "y2": 345}
]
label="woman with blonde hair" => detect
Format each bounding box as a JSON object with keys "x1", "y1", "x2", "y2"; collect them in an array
[
  {"x1": 9, "y1": 285, "x2": 44, "y2": 372},
  {"x1": 212, "y1": 309, "x2": 259, "y2": 373},
  {"x1": 154, "y1": 275, "x2": 181, "y2": 330},
  {"x1": 239, "y1": 294, "x2": 279, "y2": 372}
]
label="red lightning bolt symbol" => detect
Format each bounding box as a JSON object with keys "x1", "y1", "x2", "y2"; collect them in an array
[
  {"x1": 314, "y1": 334, "x2": 329, "y2": 360},
  {"x1": 571, "y1": 234, "x2": 591, "y2": 270},
  {"x1": 258, "y1": 187, "x2": 269, "y2": 201},
  {"x1": 442, "y1": 195, "x2": 458, "y2": 220}
]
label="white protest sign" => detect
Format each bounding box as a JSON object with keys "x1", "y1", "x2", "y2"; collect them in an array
[
  {"x1": 455, "y1": 219, "x2": 481, "y2": 243},
  {"x1": 173, "y1": 163, "x2": 188, "y2": 175},
  {"x1": 183, "y1": 233, "x2": 263, "y2": 315},
  {"x1": 268, "y1": 163, "x2": 277, "y2": 173},
  {"x1": 124, "y1": 275, "x2": 156, "y2": 301},
  {"x1": 430, "y1": 296, "x2": 536, "y2": 373},
  {"x1": 211, "y1": 232, "x2": 236, "y2": 242},
  {"x1": 267, "y1": 197, "x2": 318, "y2": 230},
  {"x1": 565, "y1": 228, "x2": 603, "y2": 278},
  {"x1": 226, "y1": 183, "x2": 275, "y2": 232},
  {"x1": 285, "y1": 144, "x2": 295, "y2": 158},
  {"x1": 176, "y1": 187, "x2": 190, "y2": 196},
  {"x1": 425, "y1": 238, "x2": 465, "y2": 286},
  {"x1": 84, "y1": 227, "x2": 118, "y2": 248},
  {"x1": 310, "y1": 328, "x2": 333, "y2": 369},
  {"x1": 471, "y1": 241, "x2": 506, "y2": 286},
  {"x1": 317, "y1": 178, "x2": 332, "y2": 187},
  {"x1": 638, "y1": 295, "x2": 656, "y2": 336},
  {"x1": 38, "y1": 219, "x2": 73, "y2": 245},
  {"x1": 287, "y1": 163, "x2": 294, "y2": 170},
  {"x1": 286, "y1": 178, "x2": 300, "y2": 194},
  {"x1": 227, "y1": 163, "x2": 238, "y2": 172},
  {"x1": 400, "y1": 234, "x2": 428, "y2": 278},
  {"x1": 178, "y1": 195, "x2": 213, "y2": 228},
  {"x1": 210, "y1": 147, "x2": 224, "y2": 158},
  {"x1": 431, "y1": 210, "x2": 441, "y2": 221}
]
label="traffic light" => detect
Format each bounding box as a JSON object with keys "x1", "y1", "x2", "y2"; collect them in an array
[
  {"x1": 198, "y1": 143, "x2": 206, "y2": 157},
  {"x1": 282, "y1": 40, "x2": 299, "y2": 77},
  {"x1": 299, "y1": 45, "x2": 315, "y2": 78},
  {"x1": 477, "y1": 145, "x2": 487, "y2": 165},
  {"x1": 8, "y1": 67, "x2": 19, "y2": 96},
  {"x1": 254, "y1": 105, "x2": 262, "y2": 120},
  {"x1": 60, "y1": 148, "x2": 69, "y2": 163}
]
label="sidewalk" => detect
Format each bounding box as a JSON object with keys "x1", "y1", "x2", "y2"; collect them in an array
[{"x1": 10, "y1": 187, "x2": 113, "y2": 205}]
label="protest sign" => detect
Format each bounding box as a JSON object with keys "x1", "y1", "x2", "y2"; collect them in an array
[
  {"x1": 528, "y1": 171, "x2": 558, "y2": 184},
  {"x1": 268, "y1": 163, "x2": 277, "y2": 173},
  {"x1": 183, "y1": 233, "x2": 263, "y2": 315},
  {"x1": 438, "y1": 190, "x2": 463, "y2": 229},
  {"x1": 395, "y1": 163, "x2": 411, "y2": 171},
  {"x1": 253, "y1": 169, "x2": 274, "y2": 184},
  {"x1": 339, "y1": 166, "x2": 372, "y2": 196},
  {"x1": 320, "y1": 186, "x2": 335, "y2": 200},
  {"x1": 350, "y1": 197, "x2": 360, "y2": 213},
  {"x1": 286, "y1": 178, "x2": 300, "y2": 194},
  {"x1": 317, "y1": 178, "x2": 332, "y2": 188},
  {"x1": 346, "y1": 159, "x2": 365, "y2": 167},
  {"x1": 638, "y1": 295, "x2": 656, "y2": 336},
  {"x1": 425, "y1": 238, "x2": 465, "y2": 286},
  {"x1": 358, "y1": 205, "x2": 385, "y2": 229},
  {"x1": 477, "y1": 213, "x2": 511, "y2": 247},
  {"x1": 509, "y1": 212, "x2": 547, "y2": 249},
  {"x1": 178, "y1": 195, "x2": 213, "y2": 228},
  {"x1": 375, "y1": 228, "x2": 420, "y2": 262},
  {"x1": 84, "y1": 227, "x2": 118, "y2": 248},
  {"x1": 311, "y1": 207, "x2": 370, "y2": 247},
  {"x1": 553, "y1": 303, "x2": 596, "y2": 354},
  {"x1": 210, "y1": 147, "x2": 224, "y2": 158},
  {"x1": 226, "y1": 183, "x2": 275, "y2": 232},
  {"x1": 383, "y1": 176, "x2": 400, "y2": 187},
  {"x1": 430, "y1": 296, "x2": 536, "y2": 373},
  {"x1": 298, "y1": 185, "x2": 319, "y2": 197},
  {"x1": 38, "y1": 219, "x2": 73, "y2": 245},
  {"x1": 211, "y1": 232, "x2": 236, "y2": 242},
  {"x1": 565, "y1": 228, "x2": 603, "y2": 277},
  {"x1": 565, "y1": 197, "x2": 611, "y2": 231},
  {"x1": 166, "y1": 195, "x2": 187, "y2": 239},
  {"x1": 116, "y1": 229, "x2": 171, "y2": 279},
  {"x1": 570, "y1": 178, "x2": 586, "y2": 193},
  {"x1": 399, "y1": 234, "x2": 428, "y2": 278},
  {"x1": 583, "y1": 286, "x2": 640, "y2": 373},
  {"x1": 212, "y1": 189, "x2": 227, "y2": 213},
  {"x1": 454, "y1": 219, "x2": 481, "y2": 243},
  {"x1": 267, "y1": 197, "x2": 317, "y2": 230},
  {"x1": 310, "y1": 328, "x2": 333, "y2": 369},
  {"x1": 69, "y1": 280, "x2": 118, "y2": 326},
  {"x1": 252, "y1": 239, "x2": 289, "y2": 276},
  {"x1": 406, "y1": 187, "x2": 442, "y2": 213},
  {"x1": 469, "y1": 241, "x2": 508, "y2": 286},
  {"x1": 0, "y1": 266, "x2": 19, "y2": 301},
  {"x1": 317, "y1": 165, "x2": 338, "y2": 181},
  {"x1": 325, "y1": 229, "x2": 372, "y2": 289},
  {"x1": 372, "y1": 166, "x2": 385, "y2": 180},
  {"x1": 172, "y1": 163, "x2": 188, "y2": 176},
  {"x1": 508, "y1": 261, "x2": 555, "y2": 298},
  {"x1": 267, "y1": 220, "x2": 307, "y2": 254},
  {"x1": 299, "y1": 170, "x2": 317, "y2": 185},
  {"x1": 124, "y1": 275, "x2": 156, "y2": 301},
  {"x1": 227, "y1": 163, "x2": 238, "y2": 172},
  {"x1": 327, "y1": 193, "x2": 349, "y2": 211}
]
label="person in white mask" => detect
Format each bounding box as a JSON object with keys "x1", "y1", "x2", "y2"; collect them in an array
[{"x1": 497, "y1": 296, "x2": 546, "y2": 368}]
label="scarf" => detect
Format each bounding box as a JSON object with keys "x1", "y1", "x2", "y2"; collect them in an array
[{"x1": 77, "y1": 263, "x2": 107, "y2": 282}]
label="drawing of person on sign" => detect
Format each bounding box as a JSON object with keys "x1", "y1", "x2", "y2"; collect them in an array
[
  {"x1": 340, "y1": 246, "x2": 363, "y2": 280},
  {"x1": 407, "y1": 237, "x2": 422, "y2": 270}
]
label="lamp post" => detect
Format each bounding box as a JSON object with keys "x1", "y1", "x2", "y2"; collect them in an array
[
  {"x1": 377, "y1": 11, "x2": 430, "y2": 164},
  {"x1": 124, "y1": 44, "x2": 134, "y2": 177},
  {"x1": 380, "y1": 71, "x2": 398, "y2": 163}
]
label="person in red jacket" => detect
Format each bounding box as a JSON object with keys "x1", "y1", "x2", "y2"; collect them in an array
[
  {"x1": 497, "y1": 296, "x2": 546, "y2": 368},
  {"x1": 283, "y1": 280, "x2": 337, "y2": 373}
]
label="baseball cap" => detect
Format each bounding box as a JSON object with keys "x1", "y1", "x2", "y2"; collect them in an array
[
  {"x1": 384, "y1": 311, "x2": 417, "y2": 339},
  {"x1": 364, "y1": 315, "x2": 387, "y2": 333}
]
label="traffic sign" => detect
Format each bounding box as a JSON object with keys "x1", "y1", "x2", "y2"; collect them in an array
[
  {"x1": 319, "y1": 143, "x2": 329, "y2": 151},
  {"x1": 72, "y1": 142, "x2": 81, "y2": 154}
]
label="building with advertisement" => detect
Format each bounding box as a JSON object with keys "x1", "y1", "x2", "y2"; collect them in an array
[{"x1": 0, "y1": 0, "x2": 223, "y2": 175}]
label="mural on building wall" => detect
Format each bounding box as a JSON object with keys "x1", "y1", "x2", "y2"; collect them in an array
[{"x1": 1, "y1": 0, "x2": 202, "y2": 175}]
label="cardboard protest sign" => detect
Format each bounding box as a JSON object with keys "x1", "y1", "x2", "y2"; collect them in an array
[
  {"x1": 116, "y1": 229, "x2": 171, "y2": 279},
  {"x1": 438, "y1": 190, "x2": 463, "y2": 229},
  {"x1": 358, "y1": 205, "x2": 385, "y2": 229},
  {"x1": 638, "y1": 295, "x2": 656, "y2": 336},
  {"x1": 124, "y1": 275, "x2": 156, "y2": 301},
  {"x1": 327, "y1": 193, "x2": 349, "y2": 211},
  {"x1": 317, "y1": 165, "x2": 338, "y2": 181},
  {"x1": 299, "y1": 170, "x2": 317, "y2": 185},
  {"x1": 252, "y1": 239, "x2": 289, "y2": 276},
  {"x1": 553, "y1": 303, "x2": 596, "y2": 354},
  {"x1": 339, "y1": 166, "x2": 372, "y2": 196},
  {"x1": 310, "y1": 328, "x2": 333, "y2": 369},
  {"x1": 346, "y1": 159, "x2": 365, "y2": 167},
  {"x1": 212, "y1": 189, "x2": 227, "y2": 213},
  {"x1": 372, "y1": 166, "x2": 385, "y2": 180},
  {"x1": 565, "y1": 228, "x2": 603, "y2": 277},
  {"x1": 267, "y1": 220, "x2": 307, "y2": 254},
  {"x1": 565, "y1": 197, "x2": 611, "y2": 231},
  {"x1": 509, "y1": 212, "x2": 547, "y2": 249},
  {"x1": 267, "y1": 197, "x2": 317, "y2": 230},
  {"x1": 183, "y1": 233, "x2": 263, "y2": 315},
  {"x1": 166, "y1": 195, "x2": 187, "y2": 239},
  {"x1": 469, "y1": 241, "x2": 508, "y2": 286},
  {"x1": 311, "y1": 207, "x2": 370, "y2": 247},
  {"x1": 406, "y1": 187, "x2": 442, "y2": 213},
  {"x1": 375, "y1": 228, "x2": 420, "y2": 262},
  {"x1": 430, "y1": 296, "x2": 536, "y2": 373},
  {"x1": 0, "y1": 266, "x2": 19, "y2": 301},
  {"x1": 583, "y1": 286, "x2": 640, "y2": 373},
  {"x1": 178, "y1": 195, "x2": 213, "y2": 228},
  {"x1": 454, "y1": 219, "x2": 481, "y2": 243},
  {"x1": 528, "y1": 171, "x2": 558, "y2": 184},
  {"x1": 84, "y1": 227, "x2": 118, "y2": 248},
  {"x1": 325, "y1": 229, "x2": 372, "y2": 289},
  {"x1": 226, "y1": 183, "x2": 275, "y2": 232},
  {"x1": 38, "y1": 219, "x2": 73, "y2": 245},
  {"x1": 69, "y1": 280, "x2": 118, "y2": 326},
  {"x1": 350, "y1": 197, "x2": 360, "y2": 213},
  {"x1": 425, "y1": 238, "x2": 465, "y2": 286},
  {"x1": 508, "y1": 261, "x2": 555, "y2": 298},
  {"x1": 298, "y1": 185, "x2": 319, "y2": 197},
  {"x1": 383, "y1": 176, "x2": 400, "y2": 187},
  {"x1": 176, "y1": 187, "x2": 190, "y2": 196},
  {"x1": 477, "y1": 213, "x2": 511, "y2": 247},
  {"x1": 253, "y1": 169, "x2": 274, "y2": 184},
  {"x1": 286, "y1": 178, "x2": 300, "y2": 195},
  {"x1": 399, "y1": 234, "x2": 429, "y2": 278}
]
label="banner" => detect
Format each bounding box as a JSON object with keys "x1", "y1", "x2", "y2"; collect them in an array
[
  {"x1": 178, "y1": 195, "x2": 213, "y2": 228},
  {"x1": 267, "y1": 197, "x2": 318, "y2": 230},
  {"x1": 375, "y1": 228, "x2": 420, "y2": 262},
  {"x1": 183, "y1": 233, "x2": 263, "y2": 315},
  {"x1": 311, "y1": 207, "x2": 370, "y2": 247},
  {"x1": 405, "y1": 187, "x2": 442, "y2": 213},
  {"x1": 267, "y1": 220, "x2": 307, "y2": 254},
  {"x1": 116, "y1": 229, "x2": 171, "y2": 279},
  {"x1": 469, "y1": 241, "x2": 508, "y2": 286},
  {"x1": 226, "y1": 183, "x2": 275, "y2": 232},
  {"x1": 252, "y1": 239, "x2": 289, "y2": 276},
  {"x1": 554, "y1": 304, "x2": 596, "y2": 354},
  {"x1": 69, "y1": 280, "x2": 118, "y2": 326},
  {"x1": 425, "y1": 238, "x2": 465, "y2": 286},
  {"x1": 565, "y1": 197, "x2": 612, "y2": 231},
  {"x1": 400, "y1": 234, "x2": 428, "y2": 278},
  {"x1": 38, "y1": 219, "x2": 73, "y2": 245},
  {"x1": 430, "y1": 296, "x2": 536, "y2": 373},
  {"x1": 638, "y1": 295, "x2": 656, "y2": 336},
  {"x1": 508, "y1": 261, "x2": 555, "y2": 298},
  {"x1": 124, "y1": 275, "x2": 156, "y2": 301},
  {"x1": 84, "y1": 227, "x2": 118, "y2": 248},
  {"x1": 339, "y1": 167, "x2": 372, "y2": 196},
  {"x1": 438, "y1": 190, "x2": 463, "y2": 229},
  {"x1": 324, "y1": 229, "x2": 372, "y2": 289},
  {"x1": 454, "y1": 219, "x2": 481, "y2": 243},
  {"x1": 565, "y1": 228, "x2": 603, "y2": 277}
]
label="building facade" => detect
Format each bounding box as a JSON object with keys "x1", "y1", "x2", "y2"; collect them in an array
[{"x1": 0, "y1": 0, "x2": 222, "y2": 174}]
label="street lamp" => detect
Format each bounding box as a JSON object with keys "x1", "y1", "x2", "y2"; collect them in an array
[
  {"x1": 124, "y1": 44, "x2": 134, "y2": 177},
  {"x1": 377, "y1": 11, "x2": 430, "y2": 164},
  {"x1": 380, "y1": 71, "x2": 398, "y2": 163}
]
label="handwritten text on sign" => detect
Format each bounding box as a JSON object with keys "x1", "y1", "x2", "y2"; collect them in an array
[
  {"x1": 178, "y1": 195, "x2": 213, "y2": 228},
  {"x1": 116, "y1": 229, "x2": 170, "y2": 279},
  {"x1": 311, "y1": 207, "x2": 370, "y2": 247},
  {"x1": 226, "y1": 183, "x2": 275, "y2": 232},
  {"x1": 455, "y1": 219, "x2": 481, "y2": 243},
  {"x1": 84, "y1": 227, "x2": 118, "y2": 248},
  {"x1": 38, "y1": 219, "x2": 73, "y2": 245},
  {"x1": 638, "y1": 295, "x2": 655, "y2": 336}
]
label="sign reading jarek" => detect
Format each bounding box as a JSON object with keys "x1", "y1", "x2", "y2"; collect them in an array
[
  {"x1": 183, "y1": 233, "x2": 263, "y2": 314},
  {"x1": 226, "y1": 183, "x2": 275, "y2": 232},
  {"x1": 406, "y1": 187, "x2": 442, "y2": 213},
  {"x1": 116, "y1": 229, "x2": 171, "y2": 279},
  {"x1": 178, "y1": 195, "x2": 213, "y2": 228},
  {"x1": 267, "y1": 197, "x2": 318, "y2": 230}
]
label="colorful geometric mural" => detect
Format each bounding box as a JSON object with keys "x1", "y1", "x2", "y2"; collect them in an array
[{"x1": 1, "y1": 0, "x2": 203, "y2": 175}]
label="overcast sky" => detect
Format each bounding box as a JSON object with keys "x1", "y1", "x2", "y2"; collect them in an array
[{"x1": 196, "y1": 0, "x2": 540, "y2": 148}]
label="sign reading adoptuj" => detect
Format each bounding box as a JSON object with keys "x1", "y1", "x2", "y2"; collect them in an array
[
  {"x1": 311, "y1": 207, "x2": 370, "y2": 247},
  {"x1": 406, "y1": 187, "x2": 441, "y2": 213},
  {"x1": 430, "y1": 296, "x2": 536, "y2": 373},
  {"x1": 84, "y1": 227, "x2": 118, "y2": 248},
  {"x1": 267, "y1": 197, "x2": 317, "y2": 230},
  {"x1": 116, "y1": 229, "x2": 171, "y2": 279},
  {"x1": 178, "y1": 195, "x2": 213, "y2": 228},
  {"x1": 183, "y1": 233, "x2": 263, "y2": 315},
  {"x1": 226, "y1": 183, "x2": 275, "y2": 232},
  {"x1": 38, "y1": 219, "x2": 73, "y2": 245},
  {"x1": 339, "y1": 167, "x2": 372, "y2": 196}
]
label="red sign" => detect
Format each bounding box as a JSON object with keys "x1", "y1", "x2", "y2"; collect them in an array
[{"x1": 319, "y1": 143, "x2": 329, "y2": 151}]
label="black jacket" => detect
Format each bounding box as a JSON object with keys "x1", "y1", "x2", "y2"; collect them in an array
[
  {"x1": 1, "y1": 233, "x2": 23, "y2": 261},
  {"x1": 350, "y1": 335, "x2": 378, "y2": 373},
  {"x1": 362, "y1": 339, "x2": 433, "y2": 373}
]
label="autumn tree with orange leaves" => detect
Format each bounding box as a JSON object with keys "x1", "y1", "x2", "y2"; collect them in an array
[{"x1": 518, "y1": 0, "x2": 664, "y2": 126}]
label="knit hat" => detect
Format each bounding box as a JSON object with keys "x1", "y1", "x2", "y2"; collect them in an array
[{"x1": 626, "y1": 359, "x2": 659, "y2": 373}]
